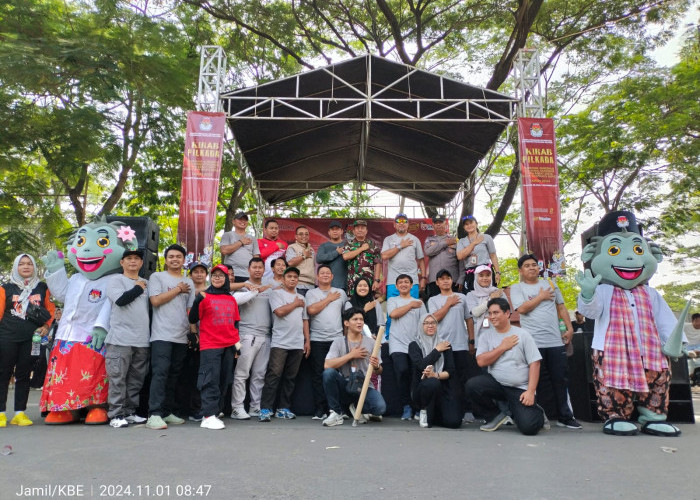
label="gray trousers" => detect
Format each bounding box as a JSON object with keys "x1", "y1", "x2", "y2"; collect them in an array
[
  {"x1": 231, "y1": 334, "x2": 271, "y2": 411},
  {"x1": 105, "y1": 344, "x2": 150, "y2": 419}
]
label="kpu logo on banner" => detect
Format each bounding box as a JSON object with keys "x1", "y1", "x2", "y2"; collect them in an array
[
  {"x1": 529, "y1": 122, "x2": 544, "y2": 138},
  {"x1": 199, "y1": 117, "x2": 214, "y2": 132}
]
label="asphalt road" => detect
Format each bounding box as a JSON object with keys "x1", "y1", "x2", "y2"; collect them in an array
[{"x1": 1, "y1": 389, "x2": 699, "y2": 500}]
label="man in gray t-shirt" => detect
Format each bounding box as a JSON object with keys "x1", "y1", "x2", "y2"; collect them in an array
[
  {"x1": 466, "y1": 297, "x2": 544, "y2": 435},
  {"x1": 305, "y1": 265, "x2": 348, "y2": 418},
  {"x1": 509, "y1": 254, "x2": 580, "y2": 429},
  {"x1": 381, "y1": 213, "x2": 426, "y2": 298},
  {"x1": 259, "y1": 267, "x2": 310, "y2": 421},
  {"x1": 220, "y1": 212, "x2": 260, "y2": 281},
  {"x1": 146, "y1": 244, "x2": 196, "y2": 429}
]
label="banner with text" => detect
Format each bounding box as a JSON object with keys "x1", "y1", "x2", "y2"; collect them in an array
[
  {"x1": 177, "y1": 111, "x2": 226, "y2": 258},
  {"x1": 518, "y1": 118, "x2": 563, "y2": 271}
]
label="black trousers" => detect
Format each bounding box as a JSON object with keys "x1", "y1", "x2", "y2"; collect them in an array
[
  {"x1": 308, "y1": 340, "x2": 333, "y2": 414},
  {"x1": 0, "y1": 339, "x2": 32, "y2": 412},
  {"x1": 198, "y1": 347, "x2": 235, "y2": 418},
  {"x1": 452, "y1": 349, "x2": 481, "y2": 413},
  {"x1": 148, "y1": 340, "x2": 188, "y2": 417},
  {"x1": 537, "y1": 345, "x2": 574, "y2": 421},
  {"x1": 391, "y1": 352, "x2": 413, "y2": 408},
  {"x1": 260, "y1": 348, "x2": 304, "y2": 411},
  {"x1": 413, "y1": 377, "x2": 462, "y2": 428},
  {"x1": 466, "y1": 373, "x2": 544, "y2": 435},
  {"x1": 176, "y1": 348, "x2": 201, "y2": 417}
]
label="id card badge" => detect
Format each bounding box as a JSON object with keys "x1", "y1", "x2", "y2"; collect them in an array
[
  {"x1": 469, "y1": 254, "x2": 478, "y2": 266},
  {"x1": 482, "y1": 318, "x2": 489, "y2": 329}
]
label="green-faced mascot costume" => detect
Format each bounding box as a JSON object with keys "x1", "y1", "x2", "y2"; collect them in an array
[
  {"x1": 39, "y1": 219, "x2": 138, "y2": 424},
  {"x1": 577, "y1": 210, "x2": 686, "y2": 437}
]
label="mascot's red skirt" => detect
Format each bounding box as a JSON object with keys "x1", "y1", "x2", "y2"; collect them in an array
[{"x1": 40, "y1": 340, "x2": 108, "y2": 412}]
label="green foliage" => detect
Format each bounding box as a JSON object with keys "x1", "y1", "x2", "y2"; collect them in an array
[
  {"x1": 656, "y1": 282, "x2": 700, "y2": 313},
  {"x1": 499, "y1": 257, "x2": 581, "y2": 312}
]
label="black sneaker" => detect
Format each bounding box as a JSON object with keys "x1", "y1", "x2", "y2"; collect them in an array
[{"x1": 557, "y1": 417, "x2": 582, "y2": 429}]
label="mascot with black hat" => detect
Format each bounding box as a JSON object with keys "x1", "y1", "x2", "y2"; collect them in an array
[{"x1": 577, "y1": 210, "x2": 686, "y2": 437}]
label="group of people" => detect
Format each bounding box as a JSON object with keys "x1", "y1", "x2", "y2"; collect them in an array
[{"x1": 0, "y1": 212, "x2": 584, "y2": 435}]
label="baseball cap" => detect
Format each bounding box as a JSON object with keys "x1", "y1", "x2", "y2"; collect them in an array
[
  {"x1": 395, "y1": 213, "x2": 408, "y2": 222},
  {"x1": 475, "y1": 264, "x2": 492, "y2": 275},
  {"x1": 188, "y1": 261, "x2": 208, "y2": 274},
  {"x1": 432, "y1": 215, "x2": 446, "y2": 223},
  {"x1": 122, "y1": 248, "x2": 144, "y2": 259},
  {"x1": 353, "y1": 220, "x2": 368, "y2": 226},
  {"x1": 328, "y1": 221, "x2": 343, "y2": 229},
  {"x1": 435, "y1": 268, "x2": 452, "y2": 279},
  {"x1": 461, "y1": 215, "x2": 477, "y2": 223},
  {"x1": 233, "y1": 212, "x2": 249, "y2": 220},
  {"x1": 284, "y1": 267, "x2": 300, "y2": 276}
]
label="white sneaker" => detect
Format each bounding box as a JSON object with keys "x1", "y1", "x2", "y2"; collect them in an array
[
  {"x1": 542, "y1": 414, "x2": 551, "y2": 430},
  {"x1": 109, "y1": 416, "x2": 129, "y2": 428},
  {"x1": 125, "y1": 414, "x2": 146, "y2": 424},
  {"x1": 322, "y1": 410, "x2": 344, "y2": 427},
  {"x1": 462, "y1": 411, "x2": 476, "y2": 423},
  {"x1": 248, "y1": 408, "x2": 260, "y2": 417},
  {"x1": 349, "y1": 404, "x2": 368, "y2": 424},
  {"x1": 419, "y1": 410, "x2": 428, "y2": 428},
  {"x1": 201, "y1": 416, "x2": 225, "y2": 430},
  {"x1": 230, "y1": 407, "x2": 251, "y2": 420},
  {"x1": 163, "y1": 413, "x2": 185, "y2": 425}
]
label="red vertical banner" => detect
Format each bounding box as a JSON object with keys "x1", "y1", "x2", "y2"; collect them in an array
[
  {"x1": 518, "y1": 118, "x2": 563, "y2": 270},
  {"x1": 177, "y1": 111, "x2": 226, "y2": 258}
]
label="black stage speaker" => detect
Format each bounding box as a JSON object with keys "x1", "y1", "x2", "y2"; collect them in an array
[{"x1": 106, "y1": 215, "x2": 160, "y2": 279}]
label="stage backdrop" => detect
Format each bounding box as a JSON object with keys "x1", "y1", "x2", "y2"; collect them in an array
[
  {"x1": 268, "y1": 218, "x2": 450, "y2": 291},
  {"x1": 177, "y1": 111, "x2": 226, "y2": 258},
  {"x1": 518, "y1": 117, "x2": 563, "y2": 269}
]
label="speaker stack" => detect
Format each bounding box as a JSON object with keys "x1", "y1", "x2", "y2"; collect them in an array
[{"x1": 106, "y1": 215, "x2": 159, "y2": 279}]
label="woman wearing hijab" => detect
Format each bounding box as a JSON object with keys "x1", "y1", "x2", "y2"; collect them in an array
[
  {"x1": 344, "y1": 277, "x2": 385, "y2": 335},
  {"x1": 465, "y1": 265, "x2": 506, "y2": 350},
  {"x1": 188, "y1": 264, "x2": 241, "y2": 430},
  {"x1": 408, "y1": 313, "x2": 462, "y2": 429},
  {"x1": 0, "y1": 254, "x2": 55, "y2": 427}
]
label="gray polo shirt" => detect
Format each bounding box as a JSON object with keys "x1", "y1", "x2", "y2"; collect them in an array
[
  {"x1": 305, "y1": 287, "x2": 348, "y2": 342},
  {"x1": 235, "y1": 286, "x2": 273, "y2": 338},
  {"x1": 148, "y1": 271, "x2": 196, "y2": 344},
  {"x1": 316, "y1": 241, "x2": 348, "y2": 290},
  {"x1": 221, "y1": 230, "x2": 260, "y2": 278},
  {"x1": 510, "y1": 280, "x2": 565, "y2": 348},
  {"x1": 477, "y1": 325, "x2": 542, "y2": 390},
  {"x1": 427, "y1": 293, "x2": 471, "y2": 351},
  {"x1": 424, "y1": 234, "x2": 459, "y2": 283},
  {"x1": 269, "y1": 288, "x2": 308, "y2": 350},
  {"x1": 456, "y1": 233, "x2": 496, "y2": 268},
  {"x1": 387, "y1": 295, "x2": 427, "y2": 354},
  {"x1": 105, "y1": 274, "x2": 150, "y2": 347},
  {"x1": 382, "y1": 233, "x2": 424, "y2": 285}
]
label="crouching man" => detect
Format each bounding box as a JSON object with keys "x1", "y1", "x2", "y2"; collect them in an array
[
  {"x1": 321, "y1": 308, "x2": 386, "y2": 426},
  {"x1": 465, "y1": 297, "x2": 545, "y2": 435}
]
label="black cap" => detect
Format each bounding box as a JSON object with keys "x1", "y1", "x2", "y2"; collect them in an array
[
  {"x1": 432, "y1": 215, "x2": 445, "y2": 223},
  {"x1": 122, "y1": 248, "x2": 144, "y2": 259},
  {"x1": 329, "y1": 220, "x2": 343, "y2": 229},
  {"x1": 234, "y1": 212, "x2": 249, "y2": 220},
  {"x1": 188, "y1": 261, "x2": 208, "y2": 274},
  {"x1": 596, "y1": 210, "x2": 642, "y2": 237},
  {"x1": 435, "y1": 268, "x2": 452, "y2": 279}
]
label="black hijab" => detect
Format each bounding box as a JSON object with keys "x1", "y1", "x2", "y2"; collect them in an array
[{"x1": 350, "y1": 277, "x2": 378, "y2": 333}]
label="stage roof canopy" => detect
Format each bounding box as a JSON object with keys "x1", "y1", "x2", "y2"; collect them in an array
[{"x1": 221, "y1": 55, "x2": 516, "y2": 207}]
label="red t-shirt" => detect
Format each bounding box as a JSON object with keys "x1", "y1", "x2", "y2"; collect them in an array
[
  {"x1": 258, "y1": 238, "x2": 288, "y2": 261},
  {"x1": 196, "y1": 293, "x2": 240, "y2": 350}
]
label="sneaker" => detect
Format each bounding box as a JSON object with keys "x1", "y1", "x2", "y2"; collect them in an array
[
  {"x1": 146, "y1": 415, "x2": 168, "y2": 430},
  {"x1": 557, "y1": 417, "x2": 583, "y2": 429},
  {"x1": 322, "y1": 410, "x2": 344, "y2": 427},
  {"x1": 163, "y1": 413, "x2": 185, "y2": 425},
  {"x1": 109, "y1": 416, "x2": 129, "y2": 428},
  {"x1": 10, "y1": 412, "x2": 33, "y2": 427},
  {"x1": 349, "y1": 403, "x2": 368, "y2": 424},
  {"x1": 368, "y1": 414, "x2": 383, "y2": 422},
  {"x1": 0, "y1": 413, "x2": 5, "y2": 427},
  {"x1": 311, "y1": 410, "x2": 327, "y2": 420},
  {"x1": 258, "y1": 409, "x2": 273, "y2": 422},
  {"x1": 480, "y1": 412, "x2": 509, "y2": 432},
  {"x1": 275, "y1": 408, "x2": 296, "y2": 419},
  {"x1": 419, "y1": 410, "x2": 428, "y2": 428},
  {"x1": 125, "y1": 414, "x2": 147, "y2": 424},
  {"x1": 504, "y1": 416, "x2": 515, "y2": 426},
  {"x1": 230, "y1": 407, "x2": 251, "y2": 420},
  {"x1": 401, "y1": 405, "x2": 413, "y2": 421},
  {"x1": 188, "y1": 413, "x2": 203, "y2": 422},
  {"x1": 248, "y1": 408, "x2": 261, "y2": 417},
  {"x1": 542, "y1": 413, "x2": 551, "y2": 430},
  {"x1": 462, "y1": 412, "x2": 476, "y2": 424},
  {"x1": 201, "y1": 415, "x2": 225, "y2": 430}
]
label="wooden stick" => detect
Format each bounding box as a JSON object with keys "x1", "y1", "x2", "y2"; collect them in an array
[{"x1": 353, "y1": 326, "x2": 385, "y2": 422}]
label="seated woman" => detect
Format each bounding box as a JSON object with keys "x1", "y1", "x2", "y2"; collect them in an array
[{"x1": 408, "y1": 313, "x2": 462, "y2": 429}]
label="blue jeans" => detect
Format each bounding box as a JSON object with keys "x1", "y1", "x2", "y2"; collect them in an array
[
  {"x1": 322, "y1": 368, "x2": 386, "y2": 415},
  {"x1": 385, "y1": 283, "x2": 420, "y2": 341}
]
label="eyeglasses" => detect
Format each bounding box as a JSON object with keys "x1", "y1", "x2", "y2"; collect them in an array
[{"x1": 423, "y1": 321, "x2": 437, "y2": 326}]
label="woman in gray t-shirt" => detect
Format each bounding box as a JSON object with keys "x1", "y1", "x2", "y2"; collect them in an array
[{"x1": 456, "y1": 215, "x2": 500, "y2": 293}]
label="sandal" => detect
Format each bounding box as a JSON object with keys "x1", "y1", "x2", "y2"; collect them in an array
[
  {"x1": 640, "y1": 421, "x2": 681, "y2": 437},
  {"x1": 603, "y1": 418, "x2": 638, "y2": 436}
]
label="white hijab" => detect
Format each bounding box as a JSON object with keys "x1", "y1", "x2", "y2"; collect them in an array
[{"x1": 9, "y1": 253, "x2": 39, "y2": 320}]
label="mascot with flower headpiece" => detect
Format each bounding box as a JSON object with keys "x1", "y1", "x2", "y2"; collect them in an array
[
  {"x1": 40, "y1": 218, "x2": 139, "y2": 424},
  {"x1": 576, "y1": 210, "x2": 687, "y2": 437}
]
